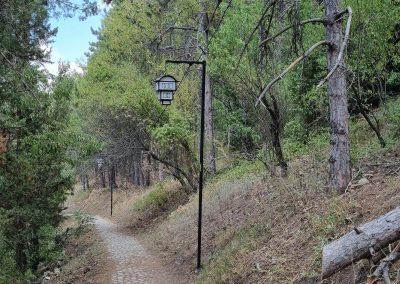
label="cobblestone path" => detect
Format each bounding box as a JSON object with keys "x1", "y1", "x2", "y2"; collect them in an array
[{"x1": 94, "y1": 217, "x2": 183, "y2": 284}]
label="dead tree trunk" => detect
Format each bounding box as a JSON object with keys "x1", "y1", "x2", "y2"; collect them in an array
[
  {"x1": 325, "y1": 0, "x2": 352, "y2": 191},
  {"x1": 322, "y1": 207, "x2": 400, "y2": 279},
  {"x1": 199, "y1": 0, "x2": 216, "y2": 175}
]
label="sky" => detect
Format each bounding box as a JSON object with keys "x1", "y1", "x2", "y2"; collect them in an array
[{"x1": 45, "y1": 2, "x2": 106, "y2": 75}]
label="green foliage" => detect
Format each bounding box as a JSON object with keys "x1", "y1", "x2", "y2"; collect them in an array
[
  {"x1": 36, "y1": 225, "x2": 63, "y2": 266},
  {"x1": 349, "y1": 117, "x2": 381, "y2": 161},
  {"x1": 283, "y1": 127, "x2": 329, "y2": 160},
  {"x1": 284, "y1": 119, "x2": 307, "y2": 143},
  {"x1": 387, "y1": 98, "x2": 400, "y2": 138},
  {"x1": 152, "y1": 111, "x2": 193, "y2": 148},
  {"x1": 213, "y1": 160, "x2": 263, "y2": 182},
  {"x1": 72, "y1": 211, "x2": 94, "y2": 236},
  {"x1": 0, "y1": 73, "x2": 76, "y2": 279},
  {"x1": 133, "y1": 183, "x2": 174, "y2": 212},
  {"x1": 214, "y1": 99, "x2": 261, "y2": 152}
]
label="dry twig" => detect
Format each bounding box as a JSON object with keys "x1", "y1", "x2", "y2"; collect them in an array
[
  {"x1": 258, "y1": 18, "x2": 326, "y2": 47},
  {"x1": 372, "y1": 242, "x2": 400, "y2": 284}
]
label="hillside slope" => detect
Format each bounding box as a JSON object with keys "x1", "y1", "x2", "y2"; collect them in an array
[{"x1": 69, "y1": 99, "x2": 400, "y2": 283}]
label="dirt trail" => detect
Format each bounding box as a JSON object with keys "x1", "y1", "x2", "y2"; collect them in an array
[{"x1": 93, "y1": 216, "x2": 185, "y2": 284}]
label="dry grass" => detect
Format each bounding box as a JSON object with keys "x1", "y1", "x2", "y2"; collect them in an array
[
  {"x1": 68, "y1": 142, "x2": 400, "y2": 283},
  {"x1": 48, "y1": 217, "x2": 112, "y2": 284},
  {"x1": 139, "y1": 146, "x2": 400, "y2": 284}
]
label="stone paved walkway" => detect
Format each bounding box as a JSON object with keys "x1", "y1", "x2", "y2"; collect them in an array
[{"x1": 94, "y1": 217, "x2": 183, "y2": 284}]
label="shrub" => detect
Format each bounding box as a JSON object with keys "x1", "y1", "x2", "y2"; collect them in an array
[
  {"x1": 387, "y1": 98, "x2": 400, "y2": 138},
  {"x1": 133, "y1": 183, "x2": 177, "y2": 212},
  {"x1": 72, "y1": 211, "x2": 93, "y2": 236}
]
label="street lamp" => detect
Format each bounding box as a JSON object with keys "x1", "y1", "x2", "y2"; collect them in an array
[
  {"x1": 154, "y1": 60, "x2": 206, "y2": 271},
  {"x1": 154, "y1": 75, "x2": 178, "y2": 105}
]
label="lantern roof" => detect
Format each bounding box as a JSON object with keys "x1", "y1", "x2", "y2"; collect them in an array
[{"x1": 154, "y1": 75, "x2": 179, "y2": 83}]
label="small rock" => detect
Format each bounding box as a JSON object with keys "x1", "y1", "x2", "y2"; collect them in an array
[
  {"x1": 54, "y1": 268, "x2": 61, "y2": 275},
  {"x1": 357, "y1": 178, "x2": 370, "y2": 186}
]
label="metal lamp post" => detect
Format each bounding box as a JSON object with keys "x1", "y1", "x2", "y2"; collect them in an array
[{"x1": 154, "y1": 60, "x2": 206, "y2": 271}]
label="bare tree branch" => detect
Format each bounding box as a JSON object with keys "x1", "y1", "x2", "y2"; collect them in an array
[
  {"x1": 233, "y1": 0, "x2": 277, "y2": 76},
  {"x1": 372, "y1": 242, "x2": 400, "y2": 284},
  {"x1": 167, "y1": 26, "x2": 198, "y2": 32},
  {"x1": 210, "y1": 0, "x2": 233, "y2": 40},
  {"x1": 317, "y1": 7, "x2": 352, "y2": 88},
  {"x1": 258, "y1": 18, "x2": 326, "y2": 47},
  {"x1": 255, "y1": 40, "x2": 330, "y2": 106}
]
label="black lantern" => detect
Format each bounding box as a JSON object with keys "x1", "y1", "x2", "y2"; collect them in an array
[{"x1": 154, "y1": 75, "x2": 178, "y2": 105}]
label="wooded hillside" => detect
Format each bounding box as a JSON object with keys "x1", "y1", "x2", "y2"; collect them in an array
[{"x1": 1, "y1": 0, "x2": 400, "y2": 283}]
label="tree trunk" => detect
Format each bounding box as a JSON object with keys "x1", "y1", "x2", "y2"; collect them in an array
[
  {"x1": 325, "y1": 0, "x2": 351, "y2": 191},
  {"x1": 30, "y1": 228, "x2": 40, "y2": 270},
  {"x1": 258, "y1": 1, "x2": 287, "y2": 176},
  {"x1": 200, "y1": 0, "x2": 216, "y2": 175},
  {"x1": 133, "y1": 159, "x2": 141, "y2": 186},
  {"x1": 15, "y1": 241, "x2": 27, "y2": 271},
  {"x1": 261, "y1": 95, "x2": 288, "y2": 176},
  {"x1": 99, "y1": 165, "x2": 106, "y2": 188},
  {"x1": 81, "y1": 175, "x2": 86, "y2": 191},
  {"x1": 142, "y1": 153, "x2": 151, "y2": 187},
  {"x1": 322, "y1": 207, "x2": 400, "y2": 279},
  {"x1": 85, "y1": 175, "x2": 89, "y2": 190},
  {"x1": 270, "y1": 95, "x2": 287, "y2": 176}
]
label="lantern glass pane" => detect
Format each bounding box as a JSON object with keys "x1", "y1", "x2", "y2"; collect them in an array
[
  {"x1": 161, "y1": 91, "x2": 173, "y2": 100},
  {"x1": 160, "y1": 81, "x2": 175, "y2": 90}
]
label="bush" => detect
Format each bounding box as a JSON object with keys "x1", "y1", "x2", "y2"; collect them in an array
[
  {"x1": 72, "y1": 211, "x2": 93, "y2": 236},
  {"x1": 284, "y1": 119, "x2": 307, "y2": 143},
  {"x1": 37, "y1": 225, "x2": 63, "y2": 265},
  {"x1": 387, "y1": 98, "x2": 400, "y2": 138},
  {"x1": 133, "y1": 183, "x2": 177, "y2": 212},
  {"x1": 214, "y1": 160, "x2": 263, "y2": 181}
]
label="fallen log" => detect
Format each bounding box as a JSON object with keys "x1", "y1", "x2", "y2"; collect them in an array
[{"x1": 322, "y1": 207, "x2": 400, "y2": 279}]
